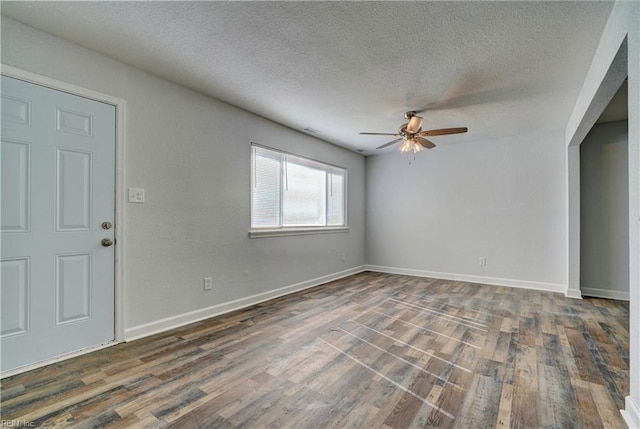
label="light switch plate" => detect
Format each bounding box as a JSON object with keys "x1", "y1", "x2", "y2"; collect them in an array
[{"x1": 128, "y1": 188, "x2": 145, "y2": 203}]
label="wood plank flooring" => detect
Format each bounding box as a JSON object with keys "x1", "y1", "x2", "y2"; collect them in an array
[{"x1": 0, "y1": 272, "x2": 630, "y2": 428}]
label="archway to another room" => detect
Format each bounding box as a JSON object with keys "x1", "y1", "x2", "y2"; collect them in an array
[{"x1": 580, "y1": 80, "x2": 630, "y2": 300}]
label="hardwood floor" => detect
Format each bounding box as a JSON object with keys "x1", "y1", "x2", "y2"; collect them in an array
[{"x1": 0, "y1": 272, "x2": 630, "y2": 428}]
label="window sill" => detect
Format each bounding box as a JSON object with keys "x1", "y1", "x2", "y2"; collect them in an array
[{"x1": 248, "y1": 226, "x2": 350, "y2": 238}]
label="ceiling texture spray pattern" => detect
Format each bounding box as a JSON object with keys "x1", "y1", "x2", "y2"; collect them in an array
[{"x1": 1, "y1": 1, "x2": 614, "y2": 154}]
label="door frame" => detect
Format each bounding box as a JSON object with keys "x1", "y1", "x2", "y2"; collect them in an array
[
  {"x1": 566, "y1": 39, "x2": 628, "y2": 300},
  {"x1": 1, "y1": 64, "x2": 126, "y2": 374}
]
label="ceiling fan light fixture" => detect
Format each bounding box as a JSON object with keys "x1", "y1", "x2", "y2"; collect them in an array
[
  {"x1": 398, "y1": 137, "x2": 424, "y2": 154},
  {"x1": 360, "y1": 111, "x2": 467, "y2": 154}
]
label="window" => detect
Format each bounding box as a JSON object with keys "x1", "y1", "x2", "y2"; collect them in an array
[{"x1": 251, "y1": 144, "x2": 347, "y2": 237}]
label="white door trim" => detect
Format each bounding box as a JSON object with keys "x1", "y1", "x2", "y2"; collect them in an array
[{"x1": 1, "y1": 64, "x2": 126, "y2": 367}]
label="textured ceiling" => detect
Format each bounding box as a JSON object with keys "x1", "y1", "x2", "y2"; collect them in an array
[{"x1": 1, "y1": 1, "x2": 614, "y2": 155}]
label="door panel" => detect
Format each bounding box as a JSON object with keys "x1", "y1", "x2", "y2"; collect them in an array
[
  {"x1": 0, "y1": 257, "x2": 29, "y2": 337},
  {"x1": 1, "y1": 139, "x2": 30, "y2": 232},
  {"x1": 56, "y1": 148, "x2": 92, "y2": 231},
  {"x1": 1, "y1": 76, "x2": 115, "y2": 373},
  {"x1": 56, "y1": 253, "x2": 92, "y2": 324}
]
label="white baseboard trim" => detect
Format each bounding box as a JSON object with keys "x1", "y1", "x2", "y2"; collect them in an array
[
  {"x1": 125, "y1": 265, "x2": 367, "y2": 341},
  {"x1": 622, "y1": 396, "x2": 640, "y2": 428},
  {"x1": 581, "y1": 287, "x2": 630, "y2": 301},
  {"x1": 365, "y1": 265, "x2": 566, "y2": 294},
  {"x1": 565, "y1": 288, "x2": 583, "y2": 300}
]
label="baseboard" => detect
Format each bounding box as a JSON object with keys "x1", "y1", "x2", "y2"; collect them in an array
[
  {"x1": 622, "y1": 396, "x2": 640, "y2": 428},
  {"x1": 125, "y1": 265, "x2": 367, "y2": 341},
  {"x1": 365, "y1": 265, "x2": 566, "y2": 294},
  {"x1": 581, "y1": 287, "x2": 630, "y2": 301},
  {"x1": 565, "y1": 288, "x2": 583, "y2": 300}
]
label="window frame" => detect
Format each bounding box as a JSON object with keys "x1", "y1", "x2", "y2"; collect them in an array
[{"x1": 249, "y1": 143, "x2": 349, "y2": 238}]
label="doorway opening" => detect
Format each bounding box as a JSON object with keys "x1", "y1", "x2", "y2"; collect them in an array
[{"x1": 580, "y1": 79, "x2": 630, "y2": 300}]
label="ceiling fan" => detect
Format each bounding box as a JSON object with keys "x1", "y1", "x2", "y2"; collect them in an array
[{"x1": 360, "y1": 111, "x2": 468, "y2": 153}]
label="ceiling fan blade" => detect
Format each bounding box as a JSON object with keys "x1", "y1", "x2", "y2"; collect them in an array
[
  {"x1": 419, "y1": 127, "x2": 468, "y2": 136},
  {"x1": 376, "y1": 138, "x2": 403, "y2": 149},
  {"x1": 415, "y1": 137, "x2": 436, "y2": 149},
  {"x1": 360, "y1": 132, "x2": 401, "y2": 136}
]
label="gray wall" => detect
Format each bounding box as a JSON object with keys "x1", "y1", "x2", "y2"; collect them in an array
[
  {"x1": 580, "y1": 120, "x2": 629, "y2": 299},
  {"x1": 366, "y1": 129, "x2": 567, "y2": 289},
  {"x1": 1, "y1": 17, "x2": 366, "y2": 336}
]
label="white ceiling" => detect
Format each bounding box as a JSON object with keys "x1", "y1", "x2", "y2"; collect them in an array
[{"x1": 1, "y1": 1, "x2": 614, "y2": 155}]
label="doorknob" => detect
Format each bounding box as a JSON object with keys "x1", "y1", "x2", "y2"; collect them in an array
[{"x1": 101, "y1": 238, "x2": 114, "y2": 247}]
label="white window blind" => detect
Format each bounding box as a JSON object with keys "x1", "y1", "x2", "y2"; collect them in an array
[{"x1": 251, "y1": 144, "x2": 346, "y2": 230}]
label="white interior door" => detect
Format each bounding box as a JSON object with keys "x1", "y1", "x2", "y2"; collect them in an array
[{"x1": 1, "y1": 75, "x2": 116, "y2": 373}]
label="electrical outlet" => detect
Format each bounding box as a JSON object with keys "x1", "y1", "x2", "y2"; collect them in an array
[
  {"x1": 128, "y1": 188, "x2": 145, "y2": 203},
  {"x1": 204, "y1": 277, "x2": 212, "y2": 291},
  {"x1": 341, "y1": 252, "x2": 346, "y2": 262},
  {"x1": 479, "y1": 257, "x2": 487, "y2": 267}
]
